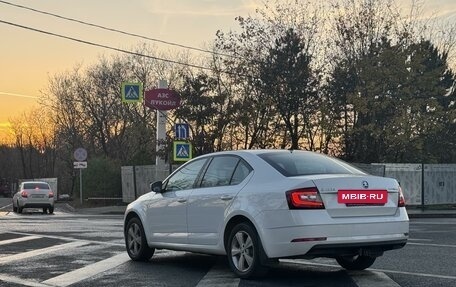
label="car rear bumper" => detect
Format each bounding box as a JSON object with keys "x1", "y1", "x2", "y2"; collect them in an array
[
  {"x1": 19, "y1": 198, "x2": 54, "y2": 209},
  {"x1": 21, "y1": 203, "x2": 54, "y2": 208},
  {"x1": 303, "y1": 239, "x2": 407, "y2": 258},
  {"x1": 255, "y1": 207, "x2": 409, "y2": 258}
]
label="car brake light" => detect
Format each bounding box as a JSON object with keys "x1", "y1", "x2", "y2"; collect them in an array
[
  {"x1": 286, "y1": 187, "x2": 325, "y2": 209},
  {"x1": 49, "y1": 191, "x2": 54, "y2": 198},
  {"x1": 21, "y1": 190, "x2": 28, "y2": 198},
  {"x1": 398, "y1": 186, "x2": 405, "y2": 207}
]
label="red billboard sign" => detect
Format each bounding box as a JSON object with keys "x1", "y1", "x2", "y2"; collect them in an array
[{"x1": 144, "y1": 88, "x2": 181, "y2": 110}]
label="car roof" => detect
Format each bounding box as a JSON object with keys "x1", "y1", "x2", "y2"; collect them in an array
[{"x1": 196, "y1": 149, "x2": 311, "y2": 157}]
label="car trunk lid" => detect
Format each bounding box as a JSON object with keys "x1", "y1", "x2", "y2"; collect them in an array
[
  {"x1": 25, "y1": 188, "x2": 50, "y2": 199},
  {"x1": 310, "y1": 175, "x2": 400, "y2": 217}
]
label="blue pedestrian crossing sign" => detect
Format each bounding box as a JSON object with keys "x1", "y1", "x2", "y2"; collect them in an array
[
  {"x1": 175, "y1": 123, "x2": 190, "y2": 139},
  {"x1": 121, "y1": 82, "x2": 143, "y2": 103},
  {"x1": 173, "y1": 141, "x2": 192, "y2": 162}
]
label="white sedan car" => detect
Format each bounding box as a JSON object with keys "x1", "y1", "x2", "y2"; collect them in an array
[
  {"x1": 13, "y1": 181, "x2": 55, "y2": 214},
  {"x1": 124, "y1": 150, "x2": 408, "y2": 278}
]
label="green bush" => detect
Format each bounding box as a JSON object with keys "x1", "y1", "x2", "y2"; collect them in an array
[{"x1": 76, "y1": 157, "x2": 122, "y2": 200}]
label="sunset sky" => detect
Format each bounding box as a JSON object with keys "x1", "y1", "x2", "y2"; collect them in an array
[{"x1": 1, "y1": 0, "x2": 456, "y2": 140}]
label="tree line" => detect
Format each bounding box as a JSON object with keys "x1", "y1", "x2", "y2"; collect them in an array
[{"x1": 1, "y1": 0, "x2": 455, "y2": 199}]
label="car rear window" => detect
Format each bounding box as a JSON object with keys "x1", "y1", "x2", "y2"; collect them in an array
[
  {"x1": 258, "y1": 151, "x2": 365, "y2": 177},
  {"x1": 23, "y1": 183, "x2": 50, "y2": 190}
]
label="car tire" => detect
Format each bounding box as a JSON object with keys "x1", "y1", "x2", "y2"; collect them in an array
[
  {"x1": 17, "y1": 201, "x2": 23, "y2": 214},
  {"x1": 226, "y1": 222, "x2": 268, "y2": 279},
  {"x1": 43, "y1": 208, "x2": 48, "y2": 214},
  {"x1": 125, "y1": 217, "x2": 154, "y2": 261},
  {"x1": 48, "y1": 207, "x2": 54, "y2": 214},
  {"x1": 336, "y1": 255, "x2": 376, "y2": 270}
]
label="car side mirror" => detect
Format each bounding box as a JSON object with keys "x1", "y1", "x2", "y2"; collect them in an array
[{"x1": 150, "y1": 181, "x2": 163, "y2": 193}]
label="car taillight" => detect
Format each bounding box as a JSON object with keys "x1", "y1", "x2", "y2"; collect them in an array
[
  {"x1": 286, "y1": 187, "x2": 325, "y2": 209},
  {"x1": 20, "y1": 190, "x2": 28, "y2": 198},
  {"x1": 398, "y1": 186, "x2": 405, "y2": 207},
  {"x1": 49, "y1": 191, "x2": 54, "y2": 198}
]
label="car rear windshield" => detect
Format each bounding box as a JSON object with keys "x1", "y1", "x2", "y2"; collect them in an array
[
  {"x1": 258, "y1": 151, "x2": 365, "y2": 177},
  {"x1": 23, "y1": 183, "x2": 50, "y2": 190}
]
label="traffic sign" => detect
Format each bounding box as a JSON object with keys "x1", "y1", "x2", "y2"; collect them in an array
[
  {"x1": 73, "y1": 161, "x2": 88, "y2": 169},
  {"x1": 173, "y1": 141, "x2": 192, "y2": 162},
  {"x1": 175, "y1": 123, "x2": 190, "y2": 139},
  {"x1": 145, "y1": 88, "x2": 180, "y2": 110},
  {"x1": 121, "y1": 82, "x2": 143, "y2": 103},
  {"x1": 74, "y1": 148, "x2": 87, "y2": 162}
]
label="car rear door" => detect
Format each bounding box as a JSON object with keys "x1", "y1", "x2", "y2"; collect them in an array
[{"x1": 187, "y1": 156, "x2": 253, "y2": 245}]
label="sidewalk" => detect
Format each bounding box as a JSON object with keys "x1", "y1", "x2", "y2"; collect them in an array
[
  {"x1": 56, "y1": 202, "x2": 126, "y2": 215},
  {"x1": 76, "y1": 205, "x2": 127, "y2": 215}
]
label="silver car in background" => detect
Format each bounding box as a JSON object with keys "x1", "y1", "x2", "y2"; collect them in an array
[{"x1": 12, "y1": 181, "x2": 55, "y2": 214}]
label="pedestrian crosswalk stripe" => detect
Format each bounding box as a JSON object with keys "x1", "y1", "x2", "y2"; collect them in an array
[
  {"x1": 0, "y1": 235, "x2": 42, "y2": 246},
  {"x1": 350, "y1": 270, "x2": 401, "y2": 287},
  {"x1": 196, "y1": 260, "x2": 240, "y2": 287},
  {"x1": 42, "y1": 252, "x2": 130, "y2": 287},
  {"x1": 7, "y1": 231, "x2": 124, "y2": 247},
  {"x1": 0, "y1": 241, "x2": 89, "y2": 265},
  {"x1": 0, "y1": 273, "x2": 50, "y2": 287}
]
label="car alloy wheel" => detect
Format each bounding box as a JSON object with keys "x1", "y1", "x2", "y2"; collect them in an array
[
  {"x1": 125, "y1": 217, "x2": 154, "y2": 261},
  {"x1": 231, "y1": 230, "x2": 254, "y2": 272},
  {"x1": 227, "y1": 222, "x2": 268, "y2": 278}
]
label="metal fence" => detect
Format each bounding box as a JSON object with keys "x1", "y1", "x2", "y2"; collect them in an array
[
  {"x1": 122, "y1": 163, "x2": 456, "y2": 206},
  {"x1": 354, "y1": 163, "x2": 456, "y2": 206},
  {"x1": 121, "y1": 165, "x2": 174, "y2": 203}
]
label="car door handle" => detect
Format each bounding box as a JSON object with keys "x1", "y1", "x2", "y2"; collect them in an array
[
  {"x1": 177, "y1": 198, "x2": 187, "y2": 203},
  {"x1": 220, "y1": 195, "x2": 233, "y2": 201}
]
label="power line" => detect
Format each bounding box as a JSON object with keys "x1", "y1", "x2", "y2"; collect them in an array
[
  {"x1": 0, "y1": 92, "x2": 39, "y2": 99},
  {"x1": 0, "y1": 19, "x2": 218, "y2": 72},
  {"x1": 0, "y1": 0, "x2": 237, "y2": 59}
]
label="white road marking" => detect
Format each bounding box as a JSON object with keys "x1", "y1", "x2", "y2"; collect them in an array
[
  {"x1": 408, "y1": 242, "x2": 456, "y2": 248},
  {"x1": 408, "y1": 238, "x2": 432, "y2": 242},
  {"x1": 349, "y1": 270, "x2": 401, "y2": 287},
  {"x1": 0, "y1": 203, "x2": 12, "y2": 210},
  {"x1": 8, "y1": 231, "x2": 124, "y2": 247},
  {"x1": 42, "y1": 252, "x2": 130, "y2": 287},
  {"x1": 0, "y1": 273, "x2": 51, "y2": 287},
  {"x1": 0, "y1": 235, "x2": 42, "y2": 246},
  {"x1": 371, "y1": 268, "x2": 456, "y2": 280},
  {"x1": 196, "y1": 261, "x2": 240, "y2": 287},
  {"x1": 0, "y1": 241, "x2": 89, "y2": 265},
  {"x1": 283, "y1": 259, "x2": 456, "y2": 280}
]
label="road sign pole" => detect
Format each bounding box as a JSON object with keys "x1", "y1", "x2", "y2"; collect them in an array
[
  {"x1": 73, "y1": 148, "x2": 87, "y2": 205},
  {"x1": 79, "y1": 168, "x2": 83, "y2": 205},
  {"x1": 156, "y1": 80, "x2": 167, "y2": 178}
]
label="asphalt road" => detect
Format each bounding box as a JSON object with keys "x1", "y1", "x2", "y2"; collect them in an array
[{"x1": 0, "y1": 197, "x2": 455, "y2": 287}]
